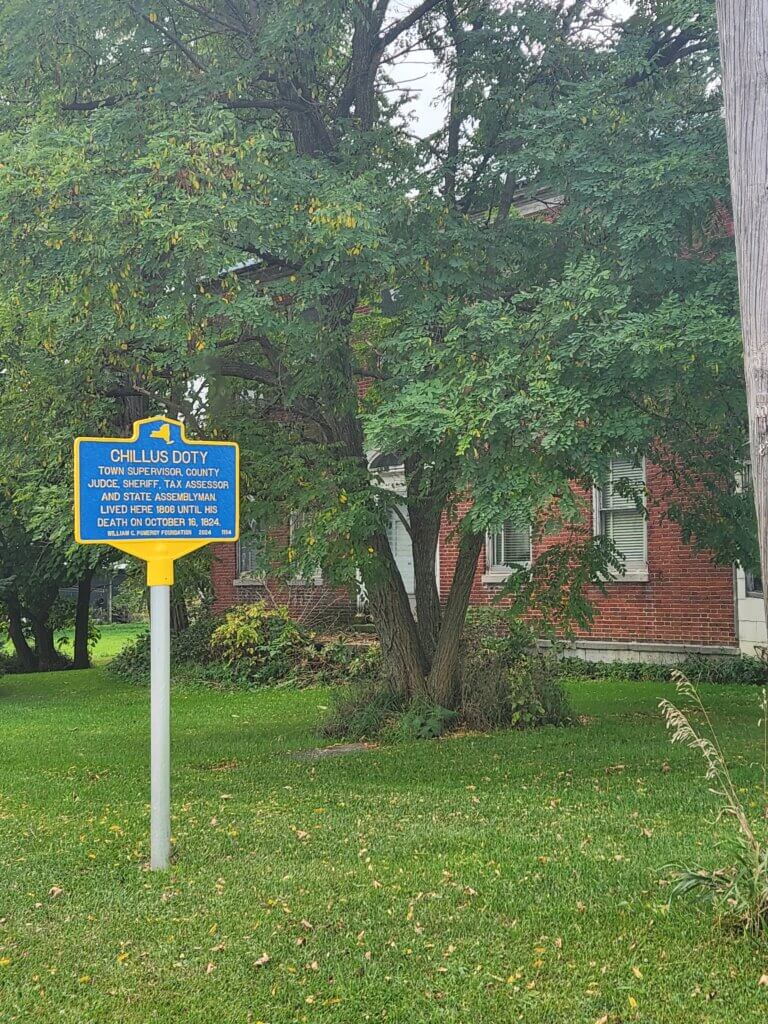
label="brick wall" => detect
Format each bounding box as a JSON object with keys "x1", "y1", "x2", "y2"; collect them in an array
[
  {"x1": 211, "y1": 541, "x2": 355, "y2": 626},
  {"x1": 213, "y1": 461, "x2": 736, "y2": 647},
  {"x1": 439, "y1": 462, "x2": 736, "y2": 647}
]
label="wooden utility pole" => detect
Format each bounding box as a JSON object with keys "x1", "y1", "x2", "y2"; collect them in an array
[{"x1": 716, "y1": 1, "x2": 768, "y2": 623}]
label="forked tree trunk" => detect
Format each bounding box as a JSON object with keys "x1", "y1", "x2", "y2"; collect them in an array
[
  {"x1": 73, "y1": 569, "x2": 93, "y2": 669},
  {"x1": 716, "y1": 1, "x2": 768, "y2": 627},
  {"x1": 409, "y1": 503, "x2": 443, "y2": 660},
  {"x1": 5, "y1": 590, "x2": 37, "y2": 671},
  {"x1": 428, "y1": 531, "x2": 485, "y2": 709},
  {"x1": 362, "y1": 531, "x2": 429, "y2": 698}
]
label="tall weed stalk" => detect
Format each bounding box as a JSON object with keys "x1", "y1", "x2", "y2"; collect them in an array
[{"x1": 659, "y1": 671, "x2": 768, "y2": 936}]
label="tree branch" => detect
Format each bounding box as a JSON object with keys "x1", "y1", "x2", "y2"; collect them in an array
[
  {"x1": 127, "y1": 2, "x2": 207, "y2": 72},
  {"x1": 61, "y1": 95, "x2": 122, "y2": 111},
  {"x1": 380, "y1": 0, "x2": 443, "y2": 47}
]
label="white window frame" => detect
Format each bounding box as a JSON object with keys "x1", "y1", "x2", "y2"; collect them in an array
[
  {"x1": 593, "y1": 457, "x2": 648, "y2": 582},
  {"x1": 481, "y1": 523, "x2": 532, "y2": 584}
]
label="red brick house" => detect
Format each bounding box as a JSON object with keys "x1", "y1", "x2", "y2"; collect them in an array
[
  {"x1": 211, "y1": 450, "x2": 766, "y2": 662},
  {"x1": 211, "y1": 198, "x2": 764, "y2": 663}
]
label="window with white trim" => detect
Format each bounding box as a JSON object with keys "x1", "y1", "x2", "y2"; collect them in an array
[
  {"x1": 594, "y1": 457, "x2": 647, "y2": 578},
  {"x1": 483, "y1": 522, "x2": 532, "y2": 581}
]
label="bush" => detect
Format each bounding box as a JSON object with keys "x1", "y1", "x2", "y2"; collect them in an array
[
  {"x1": 678, "y1": 654, "x2": 768, "y2": 686},
  {"x1": 306, "y1": 638, "x2": 381, "y2": 686},
  {"x1": 173, "y1": 612, "x2": 220, "y2": 666},
  {"x1": 461, "y1": 650, "x2": 573, "y2": 732},
  {"x1": 109, "y1": 630, "x2": 151, "y2": 683},
  {"x1": 556, "y1": 653, "x2": 768, "y2": 685},
  {"x1": 321, "y1": 645, "x2": 572, "y2": 741},
  {"x1": 0, "y1": 649, "x2": 27, "y2": 675},
  {"x1": 320, "y1": 674, "x2": 406, "y2": 740},
  {"x1": 211, "y1": 602, "x2": 306, "y2": 686},
  {"x1": 109, "y1": 603, "x2": 380, "y2": 690},
  {"x1": 109, "y1": 612, "x2": 223, "y2": 685},
  {"x1": 394, "y1": 700, "x2": 458, "y2": 740},
  {"x1": 462, "y1": 607, "x2": 536, "y2": 658}
]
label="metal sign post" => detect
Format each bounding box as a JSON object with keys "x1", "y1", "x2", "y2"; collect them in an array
[
  {"x1": 74, "y1": 416, "x2": 239, "y2": 870},
  {"x1": 150, "y1": 584, "x2": 171, "y2": 869}
]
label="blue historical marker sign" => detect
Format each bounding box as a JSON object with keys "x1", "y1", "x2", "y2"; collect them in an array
[{"x1": 74, "y1": 416, "x2": 239, "y2": 544}]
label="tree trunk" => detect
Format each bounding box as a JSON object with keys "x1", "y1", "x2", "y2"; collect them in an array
[
  {"x1": 716, "y1": 0, "x2": 768, "y2": 628},
  {"x1": 408, "y1": 503, "x2": 443, "y2": 660},
  {"x1": 427, "y1": 531, "x2": 485, "y2": 709},
  {"x1": 31, "y1": 617, "x2": 59, "y2": 672},
  {"x1": 170, "y1": 586, "x2": 189, "y2": 635},
  {"x1": 362, "y1": 531, "x2": 430, "y2": 698},
  {"x1": 5, "y1": 590, "x2": 37, "y2": 671},
  {"x1": 73, "y1": 569, "x2": 93, "y2": 669}
]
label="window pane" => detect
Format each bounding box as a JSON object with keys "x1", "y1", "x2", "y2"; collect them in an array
[
  {"x1": 600, "y1": 457, "x2": 646, "y2": 563},
  {"x1": 490, "y1": 522, "x2": 531, "y2": 567},
  {"x1": 237, "y1": 521, "x2": 266, "y2": 577},
  {"x1": 603, "y1": 457, "x2": 644, "y2": 510},
  {"x1": 746, "y1": 570, "x2": 763, "y2": 596},
  {"x1": 605, "y1": 509, "x2": 646, "y2": 560}
]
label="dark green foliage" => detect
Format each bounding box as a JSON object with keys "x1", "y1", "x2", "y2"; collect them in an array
[
  {"x1": 108, "y1": 631, "x2": 150, "y2": 684},
  {"x1": 109, "y1": 612, "x2": 223, "y2": 685},
  {"x1": 679, "y1": 654, "x2": 768, "y2": 686},
  {"x1": 211, "y1": 602, "x2": 307, "y2": 687},
  {"x1": 0, "y1": 649, "x2": 26, "y2": 675},
  {"x1": 322, "y1": 645, "x2": 572, "y2": 740},
  {"x1": 306, "y1": 638, "x2": 381, "y2": 687},
  {"x1": 172, "y1": 613, "x2": 220, "y2": 667},
  {"x1": 319, "y1": 676, "x2": 406, "y2": 742},
  {"x1": 460, "y1": 651, "x2": 573, "y2": 732},
  {"x1": 557, "y1": 654, "x2": 768, "y2": 685},
  {"x1": 395, "y1": 701, "x2": 458, "y2": 741},
  {"x1": 50, "y1": 597, "x2": 102, "y2": 657},
  {"x1": 462, "y1": 608, "x2": 537, "y2": 657}
]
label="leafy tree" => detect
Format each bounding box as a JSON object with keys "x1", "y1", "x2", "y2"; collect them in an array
[{"x1": 0, "y1": 1, "x2": 747, "y2": 701}]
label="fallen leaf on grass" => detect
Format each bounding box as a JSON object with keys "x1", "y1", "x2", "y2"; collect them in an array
[
  {"x1": 48, "y1": 886, "x2": 64, "y2": 899},
  {"x1": 254, "y1": 953, "x2": 271, "y2": 968},
  {"x1": 205, "y1": 962, "x2": 216, "y2": 975},
  {"x1": 759, "y1": 974, "x2": 768, "y2": 987}
]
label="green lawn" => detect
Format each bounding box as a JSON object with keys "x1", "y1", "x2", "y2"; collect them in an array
[
  {"x1": 4, "y1": 622, "x2": 145, "y2": 667},
  {"x1": 1, "y1": 670, "x2": 767, "y2": 1023},
  {"x1": 55, "y1": 622, "x2": 147, "y2": 664}
]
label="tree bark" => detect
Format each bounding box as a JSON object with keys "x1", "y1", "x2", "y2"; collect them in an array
[
  {"x1": 408, "y1": 502, "x2": 443, "y2": 660},
  {"x1": 170, "y1": 586, "x2": 190, "y2": 635},
  {"x1": 5, "y1": 590, "x2": 37, "y2": 671},
  {"x1": 73, "y1": 569, "x2": 93, "y2": 669},
  {"x1": 716, "y1": 0, "x2": 768, "y2": 628},
  {"x1": 427, "y1": 530, "x2": 485, "y2": 709},
  {"x1": 362, "y1": 531, "x2": 430, "y2": 698},
  {"x1": 31, "y1": 617, "x2": 59, "y2": 672}
]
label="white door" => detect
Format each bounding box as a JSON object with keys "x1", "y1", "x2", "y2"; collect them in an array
[{"x1": 387, "y1": 506, "x2": 415, "y2": 600}]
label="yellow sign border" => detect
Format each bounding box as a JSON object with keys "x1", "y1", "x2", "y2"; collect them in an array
[{"x1": 74, "y1": 415, "x2": 239, "y2": 585}]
